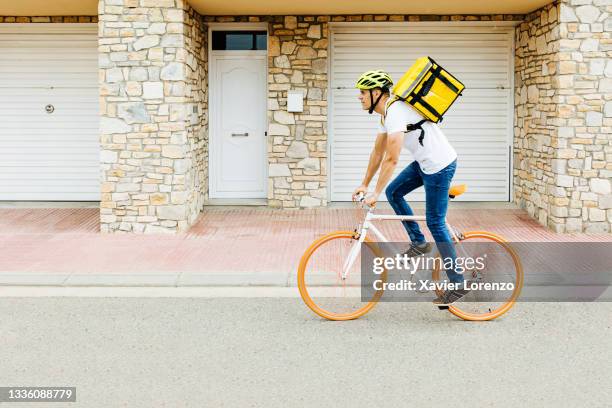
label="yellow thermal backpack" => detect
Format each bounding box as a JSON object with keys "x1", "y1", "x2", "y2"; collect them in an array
[{"x1": 392, "y1": 56, "x2": 465, "y2": 123}]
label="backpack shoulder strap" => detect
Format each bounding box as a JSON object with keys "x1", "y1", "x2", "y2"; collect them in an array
[
  {"x1": 381, "y1": 96, "x2": 401, "y2": 126},
  {"x1": 406, "y1": 119, "x2": 429, "y2": 146}
]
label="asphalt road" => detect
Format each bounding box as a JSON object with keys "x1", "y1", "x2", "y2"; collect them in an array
[{"x1": 1, "y1": 296, "x2": 611, "y2": 407}]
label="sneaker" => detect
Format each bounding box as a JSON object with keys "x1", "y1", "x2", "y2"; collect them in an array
[
  {"x1": 433, "y1": 283, "x2": 471, "y2": 306},
  {"x1": 403, "y1": 242, "x2": 432, "y2": 259}
]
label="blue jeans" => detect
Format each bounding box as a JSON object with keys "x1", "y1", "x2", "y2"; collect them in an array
[{"x1": 385, "y1": 160, "x2": 464, "y2": 283}]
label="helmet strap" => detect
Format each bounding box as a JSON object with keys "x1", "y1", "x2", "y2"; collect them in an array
[{"x1": 368, "y1": 89, "x2": 384, "y2": 115}]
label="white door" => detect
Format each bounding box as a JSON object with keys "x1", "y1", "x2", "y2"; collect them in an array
[
  {"x1": 209, "y1": 55, "x2": 267, "y2": 199},
  {"x1": 330, "y1": 25, "x2": 513, "y2": 201},
  {"x1": 0, "y1": 24, "x2": 100, "y2": 201}
]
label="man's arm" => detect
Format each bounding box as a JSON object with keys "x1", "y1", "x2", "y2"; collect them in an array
[
  {"x1": 372, "y1": 131, "x2": 404, "y2": 198},
  {"x1": 359, "y1": 132, "x2": 387, "y2": 188}
]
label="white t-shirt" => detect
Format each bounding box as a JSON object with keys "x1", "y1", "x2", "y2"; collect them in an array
[{"x1": 377, "y1": 98, "x2": 457, "y2": 174}]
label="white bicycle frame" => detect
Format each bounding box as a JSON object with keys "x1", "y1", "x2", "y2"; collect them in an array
[{"x1": 341, "y1": 204, "x2": 464, "y2": 281}]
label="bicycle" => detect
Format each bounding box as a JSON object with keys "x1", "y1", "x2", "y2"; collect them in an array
[{"x1": 297, "y1": 184, "x2": 524, "y2": 321}]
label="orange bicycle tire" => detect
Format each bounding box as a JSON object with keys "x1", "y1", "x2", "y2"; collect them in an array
[
  {"x1": 297, "y1": 231, "x2": 387, "y2": 321},
  {"x1": 431, "y1": 231, "x2": 524, "y2": 321}
]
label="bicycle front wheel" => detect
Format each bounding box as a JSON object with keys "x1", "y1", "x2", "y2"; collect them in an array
[
  {"x1": 297, "y1": 231, "x2": 387, "y2": 320},
  {"x1": 431, "y1": 231, "x2": 524, "y2": 321}
]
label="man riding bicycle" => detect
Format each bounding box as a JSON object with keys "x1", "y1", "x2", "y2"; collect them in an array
[{"x1": 351, "y1": 69, "x2": 469, "y2": 306}]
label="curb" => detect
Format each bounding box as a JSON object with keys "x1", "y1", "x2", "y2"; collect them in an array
[{"x1": 0, "y1": 271, "x2": 296, "y2": 287}]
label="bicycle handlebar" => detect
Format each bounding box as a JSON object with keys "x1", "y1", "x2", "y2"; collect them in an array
[
  {"x1": 353, "y1": 191, "x2": 365, "y2": 202},
  {"x1": 352, "y1": 191, "x2": 375, "y2": 209}
]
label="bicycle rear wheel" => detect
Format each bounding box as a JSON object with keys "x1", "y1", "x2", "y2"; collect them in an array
[
  {"x1": 431, "y1": 231, "x2": 523, "y2": 321},
  {"x1": 297, "y1": 231, "x2": 387, "y2": 320}
]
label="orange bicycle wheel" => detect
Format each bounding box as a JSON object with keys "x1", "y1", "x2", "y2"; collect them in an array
[
  {"x1": 297, "y1": 231, "x2": 387, "y2": 320},
  {"x1": 431, "y1": 231, "x2": 524, "y2": 321}
]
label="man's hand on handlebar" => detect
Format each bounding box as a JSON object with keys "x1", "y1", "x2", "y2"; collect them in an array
[
  {"x1": 364, "y1": 193, "x2": 378, "y2": 208},
  {"x1": 352, "y1": 185, "x2": 378, "y2": 208},
  {"x1": 352, "y1": 185, "x2": 367, "y2": 202}
]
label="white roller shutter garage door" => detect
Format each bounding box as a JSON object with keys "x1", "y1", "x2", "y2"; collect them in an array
[
  {"x1": 0, "y1": 24, "x2": 99, "y2": 201},
  {"x1": 330, "y1": 24, "x2": 513, "y2": 201}
]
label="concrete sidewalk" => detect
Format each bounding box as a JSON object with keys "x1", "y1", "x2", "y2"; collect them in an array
[{"x1": 0, "y1": 205, "x2": 610, "y2": 287}]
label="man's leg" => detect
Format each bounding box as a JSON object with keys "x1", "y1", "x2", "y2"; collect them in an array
[
  {"x1": 385, "y1": 161, "x2": 426, "y2": 243},
  {"x1": 422, "y1": 160, "x2": 464, "y2": 284}
]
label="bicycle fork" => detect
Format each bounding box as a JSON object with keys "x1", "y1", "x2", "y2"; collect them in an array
[{"x1": 341, "y1": 229, "x2": 367, "y2": 281}]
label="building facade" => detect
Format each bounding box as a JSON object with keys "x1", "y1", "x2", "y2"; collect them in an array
[{"x1": 0, "y1": 0, "x2": 610, "y2": 233}]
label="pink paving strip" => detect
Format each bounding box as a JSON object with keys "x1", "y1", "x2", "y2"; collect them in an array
[{"x1": 0, "y1": 207, "x2": 610, "y2": 275}]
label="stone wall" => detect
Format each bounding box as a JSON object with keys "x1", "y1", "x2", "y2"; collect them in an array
[
  {"x1": 555, "y1": 0, "x2": 611, "y2": 233},
  {"x1": 183, "y1": 5, "x2": 208, "y2": 224},
  {"x1": 203, "y1": 14, "x2": 523, "y2": 209},
  {"x1": 99, "y1": 0, "x2": 205, "y2": 233},
  {"x1": 267, "y1": 16, "x2": 328, "y2": 208},
  {"x1": 514, "y1": 2, "x2": 561, "y2": 229},
  {"x1": 514, "y1": 0, "x2": 612, "y2": 233}
]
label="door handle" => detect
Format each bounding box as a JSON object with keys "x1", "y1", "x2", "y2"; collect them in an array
[{"x1": 231, "y1": 132, "x2": 249, "y2": 137}]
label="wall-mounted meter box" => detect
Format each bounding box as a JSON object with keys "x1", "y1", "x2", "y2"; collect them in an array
[{"x1": 287, "y1": 90, "x2": 304, "y2": 113}]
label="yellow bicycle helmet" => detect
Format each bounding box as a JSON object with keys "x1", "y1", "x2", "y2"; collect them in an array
[
  {"x1": 355, "y1": 70, "x2": 393, "y2": 90},
  {"x1": 356, "y1": 70, "x2": 393, "y2": 114}
]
